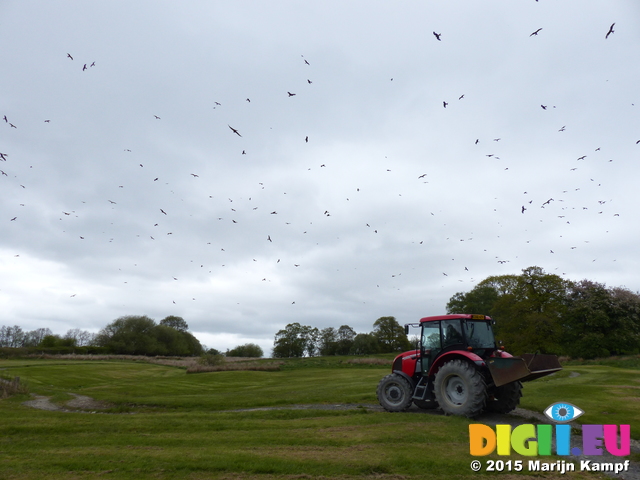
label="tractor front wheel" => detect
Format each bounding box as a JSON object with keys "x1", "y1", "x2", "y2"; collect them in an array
[
  {"x1": 434, "y1": 360, "x2": 486, "y2": 418},
  {"x1": 377, "y1": 373, "x2": 413, "y2": 412}
]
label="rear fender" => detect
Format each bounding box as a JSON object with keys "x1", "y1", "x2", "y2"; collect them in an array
[{"x1": 428, "y1": 351, "x2": 485, "y2": 377}]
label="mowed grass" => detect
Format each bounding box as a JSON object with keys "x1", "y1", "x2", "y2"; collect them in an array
[{"x1": 0, "y1": 356, "x2": 636, "y2": 480}]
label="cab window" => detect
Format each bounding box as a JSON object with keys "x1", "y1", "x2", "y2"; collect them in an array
[
  {"x1": 421, "y1": 321, "x2": 441, "y2": 351},
  {"x1": 441, "y1": 319, "x2": 464, "y2": 348}
]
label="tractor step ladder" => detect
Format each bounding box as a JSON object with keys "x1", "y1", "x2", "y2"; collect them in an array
[{"x1": 412, "y1": 376, "x2": 430, "y2": 400}]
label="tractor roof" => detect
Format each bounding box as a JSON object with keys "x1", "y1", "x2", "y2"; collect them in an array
[{"x1": 419, "y1": 314, "x2": 491, "y2": 323}]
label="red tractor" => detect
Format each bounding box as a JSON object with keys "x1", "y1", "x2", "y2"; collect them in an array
[{"x1": 376, "y1": 314, "x2": 562, "y2": 418}]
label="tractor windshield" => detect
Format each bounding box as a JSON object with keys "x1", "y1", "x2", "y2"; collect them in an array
[{"x1": 463, "y1": 320, "x2": 495, "y2": 349}]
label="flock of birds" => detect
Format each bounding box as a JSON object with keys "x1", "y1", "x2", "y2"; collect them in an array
[{"x1": 1, "y1": 12, "x2": 635, "y2": 322}]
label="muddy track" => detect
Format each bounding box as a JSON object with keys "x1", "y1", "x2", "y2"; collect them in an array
[{"x1": 22, "y1": 393, "x2": 113, "y2": 413}]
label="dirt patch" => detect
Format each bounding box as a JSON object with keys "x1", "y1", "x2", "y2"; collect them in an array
[{"x1": 22, "y1": 393, "x2": 113, "y2": 413}]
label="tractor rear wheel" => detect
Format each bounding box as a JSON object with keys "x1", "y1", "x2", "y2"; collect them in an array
[
  {"x1": 434, "y1": 359, "x2": 486, "y2": 418},
  {"x1": 486, "y1": 381, "x2": 522, "y2": 414},
  {"x1": 377, "y1": 373, "x2": 413, "y2": 412}
]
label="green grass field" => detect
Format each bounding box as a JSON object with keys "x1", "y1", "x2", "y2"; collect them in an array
[{"x1": 0, "y1": 355, "x2": 637, "y2": 479}]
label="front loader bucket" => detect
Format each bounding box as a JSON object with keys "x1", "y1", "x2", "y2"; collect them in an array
[{"x1": 487, "y1": 354, "x2": 562, "y2": 387}]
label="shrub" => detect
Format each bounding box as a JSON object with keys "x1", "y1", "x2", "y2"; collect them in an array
[
  {"x1": 0, "y1": 376, "x2": 28, "y2": 398},
  {"x1": 226, "y1": 343, "x2": 263, "y2": 358}
]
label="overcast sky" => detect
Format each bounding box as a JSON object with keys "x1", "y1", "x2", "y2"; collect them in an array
[{"x1": 1, "y1": 1, "x2": 639, "y2": 354}]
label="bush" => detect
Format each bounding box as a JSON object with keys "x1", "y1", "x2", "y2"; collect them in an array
[
  {"x1": 226, "y1": 343, "x2": 263, "y2": 358},
  {"x1": 0, "y1": 376, "x2": 28, "y2": 398}
]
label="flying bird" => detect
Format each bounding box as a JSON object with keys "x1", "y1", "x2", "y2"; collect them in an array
[
  {"x1": 228, "y1": 125, "x2": 242, "y2": 137},
  {"x1": 287, "y1": 92, "x2": 296, "y2": 97},
  {"x1": 605, "y1": 23, "x2": 615, "y2": 39},
  {"x1": 154, "y1": 115, "x2": 161, "y2": 119},
  {"x1": 83, "y1": 64, "x2": 87, "y2": 71},
  {"x1": 433, "y1": 32, "x2": 442, "y2": 41},
  {"x1": 160, "y1": 209, "x2": 167, "y2": 215},
  {"x1": 0, "y1": 152, "x2": 7, "y2": 161},
  {"x1": 530, "y1": 28, "x2": 542, "y2": 36},
  {"x1": 443, "y1": 101, "x2": 448, "y2": 108},
  {"x1": 541, "y1": 105, "x2": 547, "y2": 110},
  {"x1": 67, "y1": 53, "x2": 73, "y2": 60}
]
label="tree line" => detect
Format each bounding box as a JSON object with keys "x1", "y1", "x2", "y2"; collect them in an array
[
  {"x1": 0, "y1": 315, "x2": 204, "y2": 356},
  {"x1": 447, "y1": 266, "x2": 640, "y2": 359},
  {"x1": 0, "y1": 315, "x2": 266, "y2": 358},
  {"x1": 271, "y1": 316, "x2": 412, "y2": 357}
]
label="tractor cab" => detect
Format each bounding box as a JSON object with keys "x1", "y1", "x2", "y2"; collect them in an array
[{"x1": 417, "y1": 314, "x2": 497, "y2": 374}]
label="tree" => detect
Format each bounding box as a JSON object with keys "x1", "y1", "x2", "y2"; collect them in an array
[
  {"x1": 64, "y1": 328, "x2": 95, "y2": 347},
  {"x1": 447, "y1": 266, "x2": 570, "y2": 355},
  {"x1": 39, "y1": 334, "x2": 76, "y2": 348},
  {"x1": 446, "y1": 285, "x2": 499, "y2": 315},
  {"x1": 335, "y1": 325, "x2": 356, "y2": 355},
  {"x1": 96, "y1": 315, "x2": 159, "y2": 355},
  {"x1": 23, "y1": 328, "x2": 53, "y2": 347},
  {"x1": 318, "y1": 327, "x2": 338, "y2": 356},
  {"x1": 350, "y1": 333, "x2": 379, "y2": 355},
  {"x1": 227, "y1": 343, "x2": 263, "y2": 357},
  {"x1": 96, "y1": 315, "x2": 203, "y2": 356},
  {"x1": 562, "y1": 281, "x2": 640, "y2": 358},
  {"x1": 159, "y1": 316, "x2": 189, "y2": 332},
  {"x1": 372, "y1": 317, "x2": 411, "y2": 353},
  {"x1": 300, "y1": 325, "x2": 320, "y2": 357},
  {"x1": 0, "y1": 325, "x2": 24, "y2": 348},
  {"x1": 272, "y1": 323, "x2": 318, "y2": 358}
]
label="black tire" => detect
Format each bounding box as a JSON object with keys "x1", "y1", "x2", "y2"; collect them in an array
[
  {"x1": 377, "y1": 373, "x2": 413, "y2": 412},
  {"x1": 486, "y1": 381, "x2": 522, "y2": 414},
  {"x1": 433, "y1": 359, "x2": 486, "y2": 418}
]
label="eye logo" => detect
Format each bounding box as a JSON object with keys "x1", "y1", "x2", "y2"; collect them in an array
[{"x1": 544, "y1": 402, "x2": 584, "y2": 423}]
